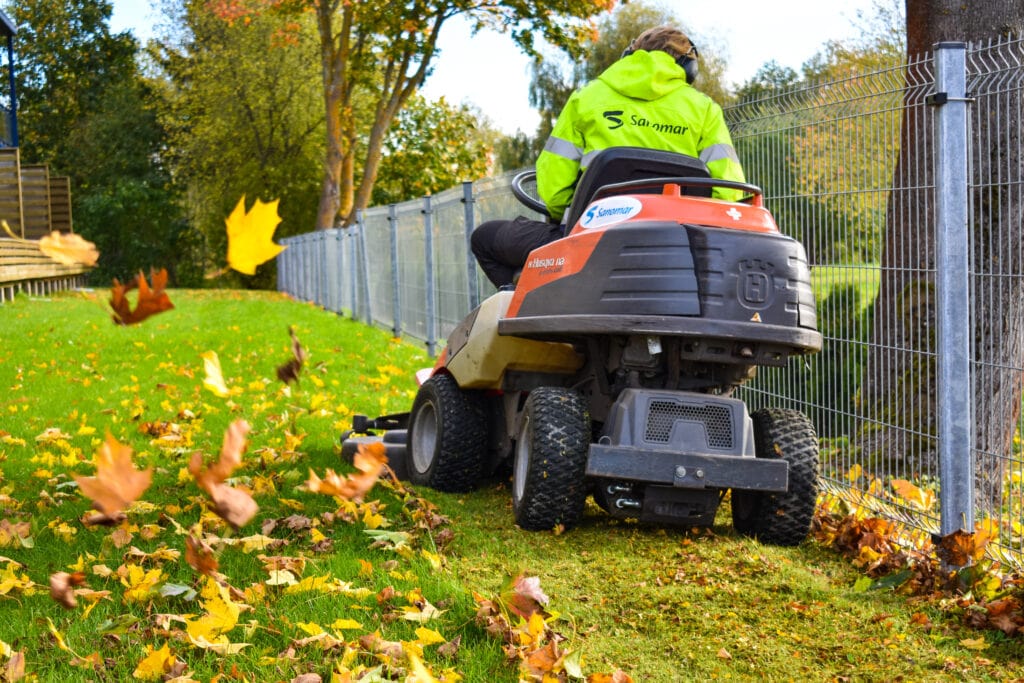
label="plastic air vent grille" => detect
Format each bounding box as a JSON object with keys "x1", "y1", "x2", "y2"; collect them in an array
[{"x1": 644, "y1": 401, "x2": 733, "y2": 448}]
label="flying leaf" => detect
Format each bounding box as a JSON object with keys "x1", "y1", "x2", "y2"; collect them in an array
[
  {"x1": 200, "y1": 351, "x2": 233, "y2": 398},
  {"x1": 306, "y1": 441, "x2": 387, "y2": 502},
  {"x1": 110, "y1": 269, "x2": 175, "y2": 325},
  {"x1": 189, "y1": 420, "x2": 259, "y2": 528},
  {"x1": 49, "y1": 571, "x2": 87, "y2": 609},
  {"x1": 501, "y1": 574, "x2": 549, "y2": 620},
  {"x1": 276, "y1": 326, "x2": 307, "y2": 385},
  {"x1": 73, "y1": 434, "x2": 153, "y2": 520},
  {"x1": 38, "y1": 231, "x2": 99, "y2": 267},
  {"x1": 185, "y1": 535, "x2": 219, "y2": 577},
  {"x1": 225, "y1": 196, "x2": 286, "y2": 275}
]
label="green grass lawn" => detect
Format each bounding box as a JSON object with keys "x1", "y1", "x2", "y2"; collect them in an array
[{"x1": 0, "y1": 288, "x2": 1021, "y2": 682}]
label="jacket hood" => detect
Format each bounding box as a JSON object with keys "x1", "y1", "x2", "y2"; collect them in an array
[{"x1": 597, "y1": 49, "x2": 689, "y2": 101}]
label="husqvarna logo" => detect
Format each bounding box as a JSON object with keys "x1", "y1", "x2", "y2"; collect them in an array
[
  {"x1": 738, "y1": 259, "x2": 775, "y2": 308},
  {"x1": 579, "y1": 197, "x2": 643, "y2": 229},
  {"x1": 603, "y1": 110, "x2": 624, "y2": 129}
]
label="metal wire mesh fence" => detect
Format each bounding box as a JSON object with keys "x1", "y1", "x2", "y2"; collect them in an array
[{"x1": 278, "y1": 36, "x2": 1024, "y2": 569}]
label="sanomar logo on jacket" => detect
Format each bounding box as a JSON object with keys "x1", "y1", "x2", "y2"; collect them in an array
[{"x1": 602, "y1": 109, "x2": 689, "y2": 137}]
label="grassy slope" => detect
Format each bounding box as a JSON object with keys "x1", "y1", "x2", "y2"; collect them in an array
[{"x1": 0, "y1": 289, "x2": 1021, "y2": 681}]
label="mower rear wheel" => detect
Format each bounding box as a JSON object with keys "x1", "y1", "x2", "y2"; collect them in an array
[
  {"x1": 512, "y1": 388, "x2": 590, "y2": 531},
  {"x1": 732, "y1": 408, "x2": 819, "y2": 546},
  {"x1": 407, "y1": 374, "x2": 487, "y2": 492}
]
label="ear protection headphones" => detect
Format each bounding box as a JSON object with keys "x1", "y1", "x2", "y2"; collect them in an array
[{"x1": 621, "y1": 42, "x2": 700, "y2": 85}]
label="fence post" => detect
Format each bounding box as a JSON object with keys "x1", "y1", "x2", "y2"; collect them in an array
[
  {"x1": 356, "y1": 210, "x2": 373, "y2": 325},
  {"x1": 388, "y1": 204, "x2": 402, "y2": 338},
  {"x1": 347, "y1": 227, "x2": 357, "y2": 319},
  {"x1": 932, "y1": 41, "x2": 974, "y2": 536},
  {"x1": 462, "y1": 181, "x2": 479, "y2": 310},
  {"x1": 423, "y1": 195, "x2": 437, "y2": 356}
]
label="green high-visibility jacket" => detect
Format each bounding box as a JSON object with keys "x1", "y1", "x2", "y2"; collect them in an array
[{"x1": 536, "y1": 49, "x2": 746, "y2": 221}]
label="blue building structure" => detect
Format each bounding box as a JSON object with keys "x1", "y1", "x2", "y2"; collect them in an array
[{"x1": 0, "y1": 9, "x2": 15, "y2": 148}]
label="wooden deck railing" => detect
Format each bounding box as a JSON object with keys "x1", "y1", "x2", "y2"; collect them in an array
[{"x1": 0, "y1": 237, "x2": 91, "y2": 302}]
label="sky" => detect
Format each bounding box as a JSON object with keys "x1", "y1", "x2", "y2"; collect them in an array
[{"x1": 109, "y1": 0, "x2": 882, "y2": 134}]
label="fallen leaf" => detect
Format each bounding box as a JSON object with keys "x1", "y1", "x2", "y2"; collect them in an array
[
  {"x1": 225, "y1": 196, "x2": 286, "y2": 275},
  {"x1": 110, "y1": 269, "x2": 174, "y2": 326},
  {"x1": 73, "y1": 434, "x2": 153, "y2": 519},
  {"x1": 937, "y1": 529, "x2": 988, "y2": 567},
  {"x1": 133, "y1": 643, "x2": 177, "y2": 681},
  {"x1": 959, "y1": 636, "x2": 990, "y2": 651},
  {"x1": 38, "y1": 231, "x2": 99, "y2": 267}
]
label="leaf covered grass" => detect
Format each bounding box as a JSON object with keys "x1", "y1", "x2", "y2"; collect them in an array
[{"x1": 0, "y1": 289, "x2": 1022, "y2": 681}]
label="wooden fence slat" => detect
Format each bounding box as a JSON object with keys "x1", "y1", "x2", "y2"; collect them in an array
[
  {"x1": 49, "y1": 176, "x2": 72, "y2": 233},
  {"x1": 21, "y1": 164, "x2": 50, "y2": 240},
  {"x1": 0, "y1": 147, "x2": 23, "y2": 238}
]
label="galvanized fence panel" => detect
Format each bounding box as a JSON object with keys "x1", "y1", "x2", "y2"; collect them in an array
[
  {"x1": 277, "y1": 35, "x2": 1024, "y2": 570},
  {"x1": 966, "y1": 37, "x2": 1024, "y2": 564}
]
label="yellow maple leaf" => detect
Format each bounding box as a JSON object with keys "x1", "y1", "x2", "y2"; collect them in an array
[
  {"x1": 186, "y1": 578, "x2": 240, "y2": 643},
  {"x1": 200, "y1": 351, "x2": 232, "y2": 398},
  {"x1": 133, "y1": 643, "x2": 176, "y2": 681},
  {"x1": 121, "y1": 565, "x2": 165, "y2": 602},
  {"x1": 225, "y1": 196, "x2": 286, "y2": 275}
]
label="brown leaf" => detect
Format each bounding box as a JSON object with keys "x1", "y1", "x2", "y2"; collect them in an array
[
  {"x1": 501, "y1": 574, "x2": 549, "y2": 620},
  {"x1": 276, "y1": 326, "x2": 308, "y2": 385},
  {"x1": 5, "y1": 651, "x2": 25, "y2": 682},
  {"x1": 437, "y1": 635, "x2": 461, "y2": 659},
  {"x1": 588, "y1": 672, "x2": 634, "y2": 683},
  {"x1": 73, "y1": 434, "x2": 152, "y2": 517},
  {"x1": 524, "y1": 640, "x2": 560, "y2": 678},
  {"x1": 306, "y1": 441, "x2": 387, "y2": 502},
  {"x1": 936, "y1": 529, "x2": 987, "y2": 567},
  {"x1": 49, "y1": 571, "x2": 87, "y2": 609},
  {"x1": 186, "y1": 535, "x2": 219, "y2": 577},
  {"x1": 188, "y1": 420, "x2": 258, "y2": 528},
  {"x1": 109, "y1": 268, "x2": 175, "y2": 326}
]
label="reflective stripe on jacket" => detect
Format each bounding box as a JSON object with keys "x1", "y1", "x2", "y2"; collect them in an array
[{"x1": 536, "y1": 49, "x2": 745, "y2": 220}]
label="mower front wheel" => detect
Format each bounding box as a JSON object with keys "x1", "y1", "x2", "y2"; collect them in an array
[
  {"x1": 407, "y1": 374, "x2": 487, "y2": 492},
  {"x1": 732, "y1": 408, "x2": 819, "y2": 546},
  {"x1": 512, "y1": 388, "x2": 590, "y2": 531}
]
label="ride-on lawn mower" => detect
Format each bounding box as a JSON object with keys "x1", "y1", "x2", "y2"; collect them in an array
[{"x1": 342, "y1": 147, "x2": 823, "y2": 545}]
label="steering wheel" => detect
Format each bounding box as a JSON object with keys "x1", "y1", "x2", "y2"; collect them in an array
[{"x1": 511, "y1": 170, "x2": 550, "y2": 218}]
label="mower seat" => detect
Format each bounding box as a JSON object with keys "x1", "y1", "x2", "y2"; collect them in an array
[{"x1": 562, "y1": 147, "x2": 712, "y2": 230}]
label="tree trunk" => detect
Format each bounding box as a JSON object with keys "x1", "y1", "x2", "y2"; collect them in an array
[
  {"x1": 316, "y1": 81, "x2": 345, "y2": 229},
  {"x1": 861, "y1": 0, "x2": 1024, "y2": 508}
]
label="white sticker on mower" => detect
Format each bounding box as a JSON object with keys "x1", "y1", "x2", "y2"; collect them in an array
[{"x1": 579, "y1": 197, "x2": 643, "y2": 229}]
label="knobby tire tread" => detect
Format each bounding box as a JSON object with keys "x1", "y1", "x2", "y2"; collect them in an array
[
  {"x1": 515, "y1": 388, "x2": 590, "y2": 531},
  {"x1": 733, "y1": 408, "x2": 819, "y2": 546},
  {"x1": 409, "y1": 374, "x2": 486, "y2": 493}
]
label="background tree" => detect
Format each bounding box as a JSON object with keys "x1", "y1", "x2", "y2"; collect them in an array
[
  {"x1": 155, "y1": 0, "x2": 325, "y2": 288},
  {"x1": 4, "y1": 0, "x2": 194, "y2": 284},
  {"x1": 861, "y1": 0, "x2": 1024, "y2": 499},
  {"x1": 210, "y1": 0, "x2": 616, "y2": 230},
  {"x1": 371, "y1": 95, "x2": 493, "y2": 205}
]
